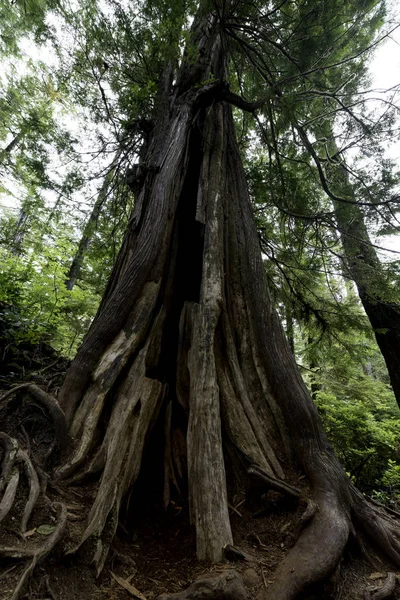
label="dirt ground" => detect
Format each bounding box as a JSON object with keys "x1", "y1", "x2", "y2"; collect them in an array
[
  {"x1": 1, "y1": 483, "x2": 399, "y2": 600},
  {"x1": 0, "y1": 341, "x2": 399, "y2": 600}
]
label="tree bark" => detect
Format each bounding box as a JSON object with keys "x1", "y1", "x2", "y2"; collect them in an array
[
  {"x1": 299, "y1": 123, "x2": 400, "y2": 407},
  {"x1": 55, "y1": 30, "x2": 395, "y2": 590},
  {"x1": 55, "y1": 4, "x2": 400, "y2": 582},
  {"x1": 55, "y1": 84, "x2": 400, "y2": 591},
  {"x1": 65, "y1": 148, "x2": 123, "y2": 290},
  {"x1": 329, "y1": 153, "x2": 400, "y2": 407}
]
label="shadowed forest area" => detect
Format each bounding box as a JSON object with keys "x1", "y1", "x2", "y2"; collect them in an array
[{"x1": 1, "y1": 1, "x2": 400, "y2": 599}]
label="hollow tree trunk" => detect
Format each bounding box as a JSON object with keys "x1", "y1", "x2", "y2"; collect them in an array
[
  {"x1": 48, "y1": 7, "x2": 400, "y2": 600},
  {"x1": 3, "y1": 5, "x2": 400, "y2": 600}
]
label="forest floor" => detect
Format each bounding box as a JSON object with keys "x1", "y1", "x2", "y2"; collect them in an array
[
  {"x1": 2, "y1": 491, "x2": 398, "y2": 600},
  {"x1": 0, "y1": 341, "x2": 399, "y2": 600}
]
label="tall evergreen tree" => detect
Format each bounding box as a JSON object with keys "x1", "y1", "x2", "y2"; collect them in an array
[{"x1": 1, "y1": 1, "x2": 400, "y2": 599}]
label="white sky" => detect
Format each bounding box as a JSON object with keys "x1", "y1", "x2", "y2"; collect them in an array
[
  {"x1": 366, "y1": 4, "x2": 400, "y2": 253},
  {"x1": 368, "y1": 10, "x2": 400, "y2": 163}
]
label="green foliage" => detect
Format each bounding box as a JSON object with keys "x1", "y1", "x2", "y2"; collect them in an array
[
  {"x1": 0, "y1": 238, "x2": 100, "y2": 356},
  {"x1": 315, "y1": 386, "x2": 399, "y2": 493},
  {"x1": 299, "y1": 315, "x2": 400, "y2": 496},
  {"x1": 0, "y1": 0, "x2": 51, "y2": 56}
]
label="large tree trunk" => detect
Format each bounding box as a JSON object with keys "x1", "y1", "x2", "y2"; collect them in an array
[
  {"x1": 298, "y1": 123, "x2": 400, "y2": 407},
  {"x1": 330, "y1": 157, "x2": 400, "y2": 407},
  {"x1": 57, "y1": 11, "x2": 399, "y2": 585},
  {"x1": 2, "y1": 6, "x2": 400, "y2": 600}
]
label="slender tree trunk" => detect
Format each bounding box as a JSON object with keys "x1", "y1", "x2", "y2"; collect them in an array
[
  {"x1": 299, "y1": 122, "x2": 400, "y2": 407},
  {"x1": 11, "y1": 207, "x2": 29, "y2": 254},
  {"x1": 1, "y1": 132, "x2": 22, "y2": 156},
  {"x1": 65, "y1": 149, "x2": 122, "y2": 290}
]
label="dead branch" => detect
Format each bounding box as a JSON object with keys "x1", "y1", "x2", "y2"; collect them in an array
[{"x1": 248, "y1": 464, "x2": 301, "y2": 498}]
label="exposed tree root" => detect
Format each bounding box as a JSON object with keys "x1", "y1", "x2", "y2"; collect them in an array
[
  {"x1": 0, "y1": 394, "x2": 68, "y2": 599},
  {"x1": 353, "y1": 494, "x2": 400, "y2": 567},
  {"x1": 0, "y1": 383, "x2": 68, "y2": 454},
  {"x1": 264, "y1": 482, "x2": 350, "y2": 599},
  {"x1": 0, "y1": 433, "x2": 19, "y2": 489},
  {"x1": 17, "y1": 449, "x2": 40, "y2": 533},
  {"x1": 0, "y1": 436, "x2": 44, "y2": 532},
  {"x1": 157, "y1": 569, "x2": 246, "y2": 600},
  {"x1": 0, "y1": 469, "x2": 19, "y2": 524},
  {"x1": 255, "y1": 464, "x2": 400, "y2": 600},
  {"x1": 364, "y1": 573, "x2": 398, "y2": 600}
]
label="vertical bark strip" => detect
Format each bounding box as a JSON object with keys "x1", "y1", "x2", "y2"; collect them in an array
[
  {"x1": 59, "y1": 109, "x2": 193, "y2": 423},
  {"x1": 187, "y1": 106, "x2": 232, "y2": 562}
]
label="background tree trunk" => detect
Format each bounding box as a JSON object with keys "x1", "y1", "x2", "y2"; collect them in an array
[
  {"x1": 330, "y1": 154, "x2": 400, "y2": 407},
  {"x1": 65, "y1": 148, "x2": 123, "y2": 290},
  {"x1": 299, "y1": 123, "x2": 400, "y2": 406}
]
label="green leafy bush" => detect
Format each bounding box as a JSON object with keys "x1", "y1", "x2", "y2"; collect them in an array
[{"x1": 0, "y1": 238, "x2": 100, "y2": 356}]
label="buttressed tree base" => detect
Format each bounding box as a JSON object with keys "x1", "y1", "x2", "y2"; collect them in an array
[{"x1": 1, "y1": 3, "x2": 400, "y2": 600}]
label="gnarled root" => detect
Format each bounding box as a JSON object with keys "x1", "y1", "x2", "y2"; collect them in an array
[
  {"x1": 17, "y1": 448, "x2": 40, "y2": 533},
  {"x1": 364, "y1": 573, "x2": 398, "y2": 600},
  {"x1": 0, "y1": 426, "x2": 65, "y2": 600},
  {"x1": 0, "y1": 384, "x2": 68, "y2": 455},
  {"x1": 355, "y1": 498, "x2": 400, "y2": 564},
  {"x1": 256, "y1": 462, "x2": 400, "y2": 600},
  {"x1": 264, "y1": 487, "x2": 350, "y2": 599},
  {"x1": 0, "y1": 434, "x2": 41, "y2": 533},
  {"x1": 157, "y1": 569, "x2": 246, "y2": 600},
  {"x1": 0, "y1": 386, "x2": 65, "y2": 597},
  {"x1": 0, "y1": 433, "x2": 19, "y2": 489},
  {"x1": 0, "y1": 469, "x2": 19, "y2": 524}
]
